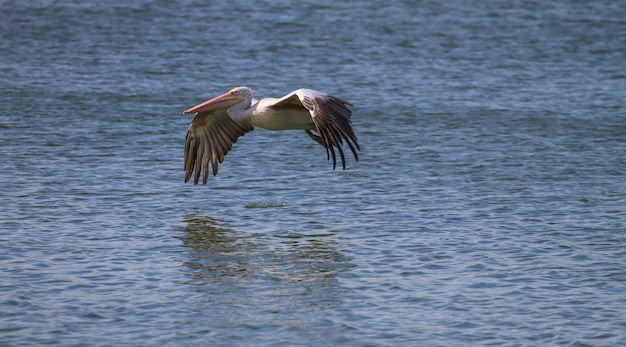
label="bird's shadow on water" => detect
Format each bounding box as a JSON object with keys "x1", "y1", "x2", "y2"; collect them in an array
[{"x1": 172, "y1": 213, "x2": 354, "y2": 315}]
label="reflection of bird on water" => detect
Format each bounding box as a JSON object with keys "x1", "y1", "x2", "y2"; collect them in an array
[
  {"x1": 175, "y1": 214, "x2": 351, "y2": 287},
  {"x1": 175, "y1": 215, "x2": 252, "y2": 283},
  {"x1": 175, "y1": 214, "x2": 354, "y2": 330}
]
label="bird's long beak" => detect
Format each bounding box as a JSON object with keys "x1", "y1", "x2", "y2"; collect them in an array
[{"x1": 183, "y1": 92, "x2": 244, "y2": 114}]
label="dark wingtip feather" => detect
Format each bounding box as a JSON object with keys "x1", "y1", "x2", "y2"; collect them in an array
[{"x1": 307, "y1": 94, "x2": 360, "y2": 171}]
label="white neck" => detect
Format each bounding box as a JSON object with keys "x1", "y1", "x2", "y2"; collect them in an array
[{"x1": 228, "y1": 98, "x2": 258, "y2": 121}]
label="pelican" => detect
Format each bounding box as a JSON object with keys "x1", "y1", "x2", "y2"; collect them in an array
[{"x1": 182, "y1": 87, "x2": 360, "y2": 185}]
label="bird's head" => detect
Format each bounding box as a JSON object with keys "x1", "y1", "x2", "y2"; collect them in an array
[{"x1": 183, "y1": 86, "x2": 253, "y2": 114}]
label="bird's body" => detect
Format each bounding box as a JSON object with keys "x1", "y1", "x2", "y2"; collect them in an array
[
  {"x1": 245, "y1": 97, "x2": 314, "y2": 130},
  {"x1": 182, "y1": 87, "x2": 360, "y2": 185}
]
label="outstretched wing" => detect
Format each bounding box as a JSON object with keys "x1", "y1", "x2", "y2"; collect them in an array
[
  {"x1": 272, "y1": 89, "x2": 359, "y2": 170},
  {"x1": 184, "y1": 109, "x2": 253, "y2": 185}
]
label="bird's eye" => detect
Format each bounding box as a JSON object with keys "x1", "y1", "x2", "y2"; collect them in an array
[{"x1": 231, "y1": 90, "x2": 239, "y2": 95}]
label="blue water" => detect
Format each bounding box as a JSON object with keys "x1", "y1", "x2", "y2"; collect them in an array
[{"x1": 1, "y1": 1, "x2": 625, "y2": 346}]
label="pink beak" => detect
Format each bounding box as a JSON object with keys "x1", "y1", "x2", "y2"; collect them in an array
[{"x1": 183, "y1": 92, "x2": 244, "y2": 114}]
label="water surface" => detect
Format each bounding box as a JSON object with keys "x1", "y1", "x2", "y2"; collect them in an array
[{"x1": 1, "y1": 1, "x2": 625, "y2": 346}]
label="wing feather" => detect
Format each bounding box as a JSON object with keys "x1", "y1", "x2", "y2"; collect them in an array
[
  {"x1": 184, "y1": 109, "x2": 253, "y2": 185},
  {"x1": 297, "y1": 91, "x2": 360, "y2": 170}
]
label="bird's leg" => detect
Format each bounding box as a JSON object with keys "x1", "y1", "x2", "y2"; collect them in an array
[{"x1": 305, "y1": 130, "x2": 327, "y2": 148}]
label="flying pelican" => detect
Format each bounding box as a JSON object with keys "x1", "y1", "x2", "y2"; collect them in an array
[{"x1": 182, "y1": 87, "x2": 360, "y2": 185}]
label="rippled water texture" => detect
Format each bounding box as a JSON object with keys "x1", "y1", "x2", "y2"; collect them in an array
[{"x1": 1, "y1": 0, "x2": 625, "y2": 346}]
